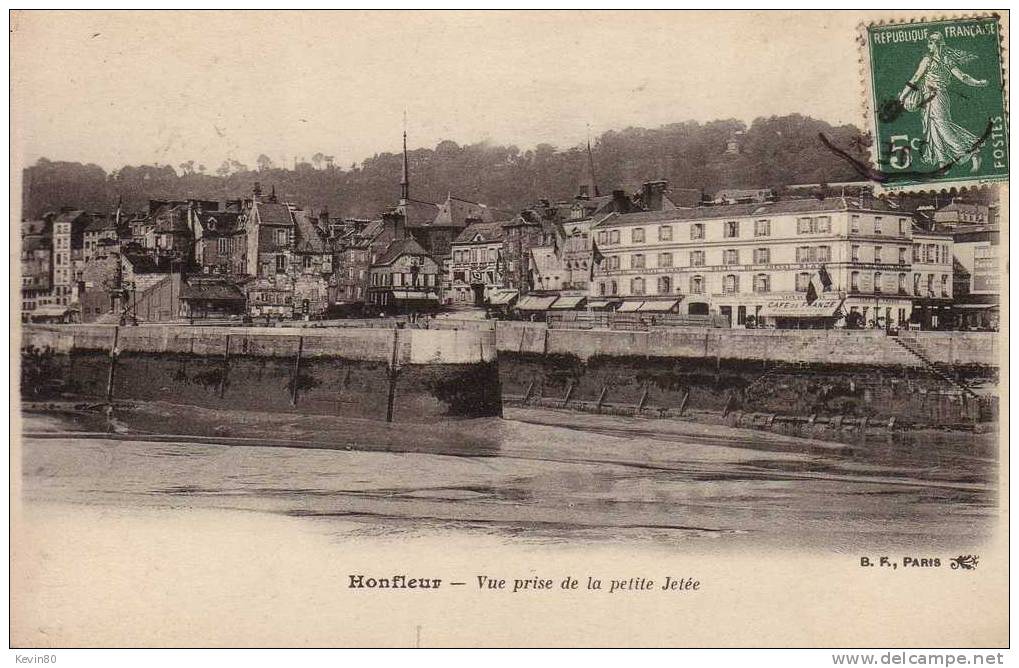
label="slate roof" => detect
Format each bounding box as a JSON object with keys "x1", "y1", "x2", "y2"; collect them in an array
[
  {"x1": 399, "y1": 199, "x2": 441, "y2": 227},
  {"x1": 453, "y1": 221, "x2": 506, "y2": 244},
  {"x1": 373, "y1": 237, "x2": 431, "y2": 266},
  {"x1": 181, "y1": 279, "x2": 246, "y2": 301},
  {"x1": 292, "y1": 209, "x2": 328, "y2": 253},
  {"x1": 52, "y1": 210, "x2": 86, "y2": 224},
  {"x1": 85, "y1": 217, "x2": 117, "y2": 233},
  {"x1": 593, "y1": 197, "x2": 908, "y2": 228},
  {"x1": 255, "y1": 201, "x2": 294, "y2": 226}
]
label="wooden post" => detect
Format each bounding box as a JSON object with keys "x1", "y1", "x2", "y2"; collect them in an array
[
  {"x1": 596, "y1": 385, "x2": 608, "y2": 412},
  {"x1": 677, "y1": 388, "x2": 690, "y2": 415},
  {"x1": 562, "y1": 380, "x2": 575, "y2": 408},
  {"x1": 722, "y1": 389, "x2": 735, "y2": 417},
  {"x1": 218, "y1": 334, "x2": 231, "y2": 399},
  {"x1": 385, "y1": 329, "x2": 400, "y2": 422},
  {"x1": 105, "y1": 326, "x2": 120, "y2": 402},
  {"x1": 290, "y1": 335, "x2": 304, "y2": 407},
  {"x1": 523, "y1": 379, "x2": 535, "y2": 403},
  {"x1": 635, "y1": 382, "x2": 650, "y2": 416}
]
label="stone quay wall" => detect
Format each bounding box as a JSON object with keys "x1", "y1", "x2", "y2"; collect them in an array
[
  {"x1": 494, "y1": 323, "x2": 998, "y2": 426},
  {"x1": 21, "y1": 324, "x2": 502, "y2": 422}
]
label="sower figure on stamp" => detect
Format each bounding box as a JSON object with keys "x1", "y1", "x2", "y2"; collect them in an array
[{"x1": 898, "y1": 32, "x2": 989, "y2": 172}]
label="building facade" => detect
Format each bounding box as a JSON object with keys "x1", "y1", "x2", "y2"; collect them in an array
[
  {"x1": 449, "y1": 221, "x2": 506, "y2": 305},
  {"x1": 591, "y1": 198, "x2": 918, "y2": 328}
]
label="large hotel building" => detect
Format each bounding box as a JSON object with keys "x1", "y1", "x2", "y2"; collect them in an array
[{"x1": 590, "y1": 197, "x2": 953, "y2": 328}]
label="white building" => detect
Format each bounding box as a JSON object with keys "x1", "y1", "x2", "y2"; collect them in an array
[{"x1": 591, "y1": 197, "x2": 920, "y2": 328}]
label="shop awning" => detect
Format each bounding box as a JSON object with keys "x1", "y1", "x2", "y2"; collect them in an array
[
  {"x1": 391, "y1": 290, "x2": 439, "y2": 301},
  {"x1": 758, "y1": 297, "x2": 844, "y2": 318},
  {"x1": 31, "y1": 304, "x2": 75, "y2": 317},
  {"x1": 488, "y1": 290, "x2": 518, "y2": 306},
  {"x1": 586, "y1": 299, "x2": 621, "y2": 310},
  {"x1": 616, "y1": 301, "x2": 644, "y2": 312},
  {"x1": 953, "y1": 303, "x2": 1000, "y2": 310},
  {"x1": 637, "y1": 298, "x2": 681, "y2": 312},
  {"x1": 549, "y1": 295, "x2": 587, "y2": 310},
  {"x1": 516, "y1": 295, "x2": 558, "y2": 311}
]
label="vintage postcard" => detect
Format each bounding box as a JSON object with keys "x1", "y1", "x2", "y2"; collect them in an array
[{"x1": 9, "y1": 10, "x2": 1009, "y2": 651}]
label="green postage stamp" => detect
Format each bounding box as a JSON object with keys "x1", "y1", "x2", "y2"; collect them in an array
[{"x1": 863, "y1": 15, "x2": 1008, "y2": 192}]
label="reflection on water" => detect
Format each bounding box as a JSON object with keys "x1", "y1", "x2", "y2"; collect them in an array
[{"x1": 19, "y1": 407, "x2": 996, "y2": 551}]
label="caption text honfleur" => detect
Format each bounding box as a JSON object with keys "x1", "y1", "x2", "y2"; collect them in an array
[{"x1": 348, "y1": 574, "x2": 700, "y2": 594}]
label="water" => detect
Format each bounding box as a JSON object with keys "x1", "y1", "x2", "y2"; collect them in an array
[{"x1": 18, "y1": 407, "x2": 996, "y2": 551}]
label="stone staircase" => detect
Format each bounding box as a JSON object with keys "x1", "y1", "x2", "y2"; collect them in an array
[{"x1": 892, "y1": 334, "x2": 978, "y2": 399}]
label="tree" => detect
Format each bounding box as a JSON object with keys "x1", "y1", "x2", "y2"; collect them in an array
[
  {"x1": 312, "y1": 152, "x2": 325, "y2": 170},
  {"x1": 256, "y1": 154, "x2": 274, "y2": 171}
]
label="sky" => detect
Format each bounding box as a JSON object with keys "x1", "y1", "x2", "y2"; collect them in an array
[{"x1": 11, "y1": 10, "x2": 867, "y2": 173}]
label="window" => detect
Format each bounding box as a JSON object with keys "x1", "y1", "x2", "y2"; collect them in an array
[
  {"x1": 275, "y1": 228, "x2": 288, "y2": 245},
  {"x1": 610, "y1": 281, "x2": 617, "y2": 295},
  {"x1": 723, "y1": 249, "x2": 739, "y2": 265},
  {"x1": 690, "y1": 250, "x2": 705, "y2": 267},
  {"x1": 658, "y1": 226, "x2": 672, "y2": 241},
  {"x1": 218, "y1": 237, "x2": 229, "y2": 254},
  {"x1": 899, "y1": 218, "x2": 908, "y2": 235},
  {"x1": 898, "y1": 247, "x2": 907, "y2": 264},
  {"x1": 796, "y1": 246, "x2": 816, "y2": 262},
  {"x1": 851, "y1": 215, "x2": 860, "y2": 233},
  {"x1": 898, "y1": 273, "x2": 907, "y2": 294},
  {"x1": 914, "y1": 274, "x2": 921, "y2": 295},
  {"x1": 797, "y1": 217, "x2": 813, "y2": 234},
  {"x1": 723, "y1": 274, "x2": 739, "y2": 294},
  {"x1": 724, "y1": 221, "x2": 739, "y2": 238},
  {"x1": 599, "y1": 282, "x2": 606, "y2": 296},
  {"x1": 610, "y1": 230, "x2": 620, "y2": 244},
  {"x1": 941, "y1": 274, "x2": 950, "y2": 297},
  {"x1": 658, "y1": 252, "x2": 673, "y2": 268},
  {"x1": 632, "y1": 254, "x2": 645, "y2": 269},
  {"x1": 927, "y1": 274, "x2": 934, "y2": 296},
  {"x1": 818, "y1": 246, "x2": 831, "y2": 262},
  {"x1": 913, "y1": 245, "x2": 921, "y2": 262},
  {"x1": 753, "y1": 248, "x2": 770, "y2": 264},
  {"x1": 302, "y1": 255, "x2": 313, "y2": 270},
  {"x1": 753, "y1": 274, "x2": 770, "y2": 293},
  {"x1": 874, "y1": 217, "x2": 883, "y2": 235},
  {"x1": 610, "y1": 256, "x2": 620, "y2": 270},
  {"x1": 690, "y1": 275, "x2": 704, "y2": 294},
  {"x1": 275, "y1": 255, "x2": 286, "y2": 273},
  {"x1": 851, "y1": 271, "x2": 860, "y2": 291},
  {"x1": 874, "y1": 246, "x2": 882, "y2": 263},
  {"x1": 690, "y1": 223, "x2": 704, "y2": 240},
  {"x1": 631, "y1": 277, "x2": 645, "y2": 295},
  {"x1": 875, "y1": 272, "x2": 883, "y2": 293},
  {"x1": 632, "y1": 228, "x2": 645, "y2": 243},
  {"x1": 657, "y1": 276, "x2": 671, "y2": 294},
  {"x1": 796, "y1": 272, "x2": 811, "y2": 292},
  {"x1": 851, "y1": 245, "x2": 860, "y2": 262},
  {"x1": 755, "y1": 219, "x2": 770, "y2": 237},
  {"x1": 598, "y1": 231, "x2": 607, "y2": 244}
]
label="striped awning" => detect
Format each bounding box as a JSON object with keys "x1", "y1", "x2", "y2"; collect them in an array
[
  {"x1": 516, "y1": 295, "x2": 558, "y2": 311},
  {"x1": 637, "y1": 298, "x2": 681, "y2": 312},
  {"x1": 616, "y1": 301, "x2": 644, "y2": 312},
  {"x1": 586, "y1": 299, "x2": 621, "y2": 309},
  {"x1": 488, "y1": 290, "x2": 518, "y2": 306},
  {"x1": 549, "y1": 295, "x2": 587, "y2": 310}
]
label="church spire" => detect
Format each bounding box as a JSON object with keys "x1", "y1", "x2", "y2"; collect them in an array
[
  {"x1": 400, "y1": 113, "x2": 410, "y2": 205},
  {"x1": 578, "y1": 125, "x2": 600, "y2": 199}
]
